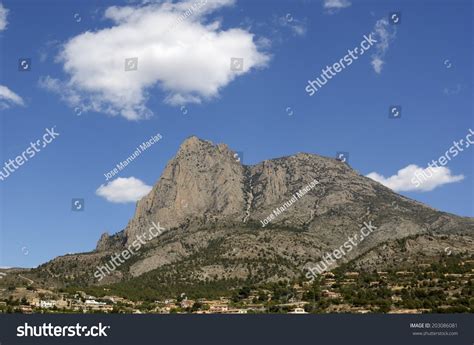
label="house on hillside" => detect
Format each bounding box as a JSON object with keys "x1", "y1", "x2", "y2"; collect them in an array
[{"x1": 288, "y1": 307, "x2": 308, "y2": 314}]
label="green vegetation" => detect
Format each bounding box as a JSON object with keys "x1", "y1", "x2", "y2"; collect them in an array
[{"x1": 2, "y1": 252, "x2": 472, "y2": 314}]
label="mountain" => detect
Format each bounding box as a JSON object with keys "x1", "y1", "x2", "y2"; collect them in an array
[{"x1": 24, "y1": 136, "x2": 474, "y2": 291}]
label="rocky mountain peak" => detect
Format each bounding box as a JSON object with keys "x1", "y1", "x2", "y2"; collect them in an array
[
  {"x1": 122, "y1": 137, "x2": 246, "y2": 243},
  {"x1": 177, "y1": 136, "x2": 211, "y2": 153},
  {"x1": 95, "y1": 136, "x2": 473, "y2": 270},
  {"x1": 96, "y1": 232, "x2": 110, "y2": 251},
  {"x1": 176, "y1": 136, "x2": 238, "y2": 164}
]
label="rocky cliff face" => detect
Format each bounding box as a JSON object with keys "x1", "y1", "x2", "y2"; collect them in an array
[
  {"x1": 33, "y1": 136, "x2": 474, "y2": 287},
  {"x1": 122, "y1": 136, "x2": 381, "y2": 243},
  {"x1": 122, "y1": 137, "x2": 247, "y2": 244},
  {"x1": 119, "y1": 136, "x2": 472, "y2": 251}
]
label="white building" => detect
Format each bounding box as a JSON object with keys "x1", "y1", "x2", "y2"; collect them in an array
[
  {"x1": 85, "y1": 299, "x2": 106, "y2": 306},
  {"x1": 288, "y1": 307, "x2": 308, "y2": 314},
  {"x1": 39, "y1": 300, "x2": 55, "y2": 308}
]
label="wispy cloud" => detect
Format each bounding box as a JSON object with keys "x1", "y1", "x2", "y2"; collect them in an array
[
  {"x1": 370, "y1": 18, "x2": 397, "y2": 74},
  {"x1": 276, "y1": 14, "x2": 307, "y2": 36},
  {"x1": 0, "y1": 85, "x2": 25, "y2": 110},
  {"x1": 41, "y1": 0, "x2": 270, "y2": 120},
  {"x1": 367, "y1": 164, "x2": 464, "y2": 192},
  {"x1": 323, "y1": 0, "x2": 351, "y2": 14},
  {"x1": 38, "y1": 76, "x2": 81, "y2": 107},
  {"x1": 443, "y1": 84, "x2": 462, "y2": 96},
  {"x1": 0, "y1": 2, "x2": 8, "y2": 31},
  {"x1": 0, "y1": 3, "x2": 25, "y2": 110},
  {"x1": 96, "y1": 177, "x2": 152, "y2": 203}
]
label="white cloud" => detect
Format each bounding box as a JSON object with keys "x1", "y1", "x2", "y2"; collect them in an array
[
  {"x1": 0, "y1": 85, "x2": 25, "y2": 110},
  {"x1": 367, "y1": 164, "x2": 464, "y2": 192},
  {"x1": 38, "y1": 39, "x2": 60, "y2": 63},
  {"x1": 443, "y1": 84, "x2": 462, "y2": 96},
  {"x1": 0, "y1": 3, "x2": 8, "y2": 31},
  {"x1": 370, "y1": 18, "x2": 396, "y2": 74},
  {"x1": 323, "y1": 0, "x2": 351, "y2": 12},
  {"x1": 0, "y1": 4, "x2": 24, "y2": 111},
  {"x1": 38, "y1": 76, "x2": 82, "y2": 107},
  {"x1": 43, "y1": 0, "x2": 270, "y2": 120},
  {"x1": 96, "y1": 177, "x2": 152, "y2": 203},
  {"x1": 276, "y1": 15, "x2": 307, "y2": 37},
  {"x1": 0, "y1": 4, "x2": 25, "y2": 111},
  {"x1": 371, "y1": 56, "x2": 384, "y2": 74}
]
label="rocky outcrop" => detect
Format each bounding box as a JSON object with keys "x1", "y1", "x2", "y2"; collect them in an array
[
  {"x1": 123, "y1": 136, "x2": 247, "y2": 244},
  {"x1": 120, "y1": 136, "x2": 473, "y2": 255},
  {"x1": 95, "y1": 230, "x2": 126, "y2": 252}
]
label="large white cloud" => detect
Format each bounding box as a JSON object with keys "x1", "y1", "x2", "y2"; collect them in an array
[
  {"x1": 0, "y1": 3, "x2": 8, "y2": 31},
  {"x1": 367, "y1": 164, "x2": 464, "y2": 192},
  {"x1": 0, "y1": 85, "x2": 25, "y2": 110},
  {"x1": 96, "y1": 177, "x2": 152, "y2": 203},
  {"x1": 42, "y1": 0, "x2": 270, "y2": 120}
]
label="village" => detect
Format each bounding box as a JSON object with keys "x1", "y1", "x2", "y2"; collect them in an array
[{"x1": 1, "y1": 257, "x2": 472, "y2": 314}]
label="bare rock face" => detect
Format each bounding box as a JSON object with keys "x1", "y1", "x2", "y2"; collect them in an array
[
  {"x1": 122, "y1": 138, "x2": 382, "y2": 246},
  {"x1": 95, "y1": 231, "x2": 126, "y2": 252},
  {"x1": 122, "y1": 136, "x2": 473, "y2": 251},
  {"x1": 246, "y1": 153, "x2": 376, "y2": 228},
  {"x1": 96, "y1": 233, "x2": 111, "y2": 252},
  {"x1": 123, "y1": 136, "x2": 247, "y2": 244}
]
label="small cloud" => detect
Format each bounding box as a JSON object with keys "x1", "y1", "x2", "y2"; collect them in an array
[
  {"x1": 370, "y1": 18, "x2": 396, "y2": 74},
  {"x1": 276, "y1": 14, "x2": 307, "y2": 37},
  {"x1": 443, "y1": 84, "x2": 462, "y2": 96},
  {"x1": 255, "y1": 36, "x2": 272, "y2": 50},
  {"x1": 0, "y1": 85, "x2": 25, "y2": 110},
  {"x1": 371, "y1": 56, "x2": 384, "y2": 74},
  {"x1": 96, "y1": 177, "x2": 152, "y2": 203},
  {"x1": 0, "y1": 3, "x2": 8, "y2": 31},
  {"x1": 38, "y1": 40, "x2": 61, "y2": 63},
  {"x1": 367, "y1": 164, "x2": 464, "y2": 192},
  {"x1": 38, "y1": 76, "x2": 82, "y2": 108},
  {"x1": 323, "y1": 0, "x2": 351, "y2": 13},
  {"x1": 0, "y1": 5, "x2": 24, "y2": 111}
]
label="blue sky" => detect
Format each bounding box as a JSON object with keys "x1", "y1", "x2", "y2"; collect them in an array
[{"x1": 0, "y1": 0, "x2": 472, "y2": 268}]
